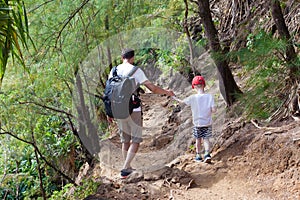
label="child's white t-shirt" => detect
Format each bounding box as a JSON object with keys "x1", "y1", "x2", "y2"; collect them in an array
[{"x1": 183, "y1": 93, "x2": 214, "y2": 127}]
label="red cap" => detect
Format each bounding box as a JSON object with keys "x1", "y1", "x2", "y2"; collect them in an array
[{"x1": 192, "y1": 76, "x2": 206, "y2": 89}]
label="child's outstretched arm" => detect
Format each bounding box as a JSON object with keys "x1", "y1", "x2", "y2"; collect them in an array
[
  {"x1": 172, "y1": 96, "x2": 184, "y2": 103},
  {"x1": 211, "y1": 106, "x2": 216, "y2": 113}
]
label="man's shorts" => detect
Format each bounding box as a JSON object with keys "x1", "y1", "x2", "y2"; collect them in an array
[
  {"x1": 117, "y1": 111, "x2": 143, "y2": 143},
  {"x1": 192, "y1": 126, "x2": 212, "y2": 139}
]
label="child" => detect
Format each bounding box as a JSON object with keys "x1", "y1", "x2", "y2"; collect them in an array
[{"x1": 174, "y1": 76, "x2": 216, "y2": 163}]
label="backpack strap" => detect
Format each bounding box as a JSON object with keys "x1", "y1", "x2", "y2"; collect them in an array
[
  {"x1": 112, "y1": 66, "x2": 118, "y2": 77},
  {"x1": 128, "y1": 66, "x2": 140, "y2": 95},
  {"x1": 113, "y1": 66, "x2": 138, "y2": 77},
  {"x1": 127, "y1": 66, "x2": 139, "y2": 77}
]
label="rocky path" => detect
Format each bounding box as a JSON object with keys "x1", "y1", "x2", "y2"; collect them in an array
[{"x1": 87, "y1": 91, "x2": 300, "y2": 200}]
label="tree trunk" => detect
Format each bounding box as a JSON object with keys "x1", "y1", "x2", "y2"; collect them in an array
[
  {"x1": 75, "y1": 73, "x2": 100, "y2": 159},
  {"x1": 196, "y1": 0, "x2": 242, "y2": 106},
  {"x1": 267, "y1": 0, "x2": 300, "y2": 122},
  {"x1": 105, "y1": 15, "x2": 113, "y2": 70},
  {"x1": 31, "y1": 130, "x2": 47, "y2": 200},
  {"x1": 183, "y1": 0, "x2": 196, "y2": 76},
  {"x1": 270, "y1": 0, "x2": 299, "y2": 82},
  {"x1": 34, "y1": 149, "x2": 47, "y2": 200}
]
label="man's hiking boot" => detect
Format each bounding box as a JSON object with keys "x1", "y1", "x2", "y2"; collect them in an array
[
  {"x1": 120, "y1": 169, "x2": 132, "y2": 179},
  {"x1": 204, "y1": 153, "x2": 212, "y2": 163},
  {"x1": 195, "y1": 154, "x2": 202, "y2": 162}
]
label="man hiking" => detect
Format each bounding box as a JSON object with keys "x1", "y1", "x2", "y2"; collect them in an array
[{"x1": 107, "y1": 48, "x2": 175, "y2": 178}]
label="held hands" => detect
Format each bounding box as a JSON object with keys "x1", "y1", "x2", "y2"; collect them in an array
[
  {"x1": 166, "y1": 90, "x2": 175, "y2": 97},
  {"x1": 107, "y1": 116, "x2": 114, "y2": 123},
  {"x1": 172, "y1": 96, "x2": 184, "y2": 103}
]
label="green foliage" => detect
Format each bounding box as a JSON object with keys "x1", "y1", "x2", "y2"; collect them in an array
[
  {"x1": 0, "y1": 139, "x2": 38, "y2": 200},
  {"x1": 0, "y1": 0, "x2": 193, "y2": 199},
  {"x1": 35, "y1": 115, "x2": 75, "y2": 156},
  {"x1": 49, "y1": 180, "x2": 100, "y2": 200},
  {"x1": 3, "y1": 0, "x2": 298, "y2": 198},
  {"x1": 136, "y1": 32, "x2": 196, "y2": 76},
  {"x1": 0, "y1": 84, "x2": 79, "y2": 199},
  {"x1": 48, "y1": 183, "x2": 74, "y2": 200},
  {"x1": 189, "y1": 144, "x2": 195, "y2": 152},
  {"x1": 0, "y1": 0, "x2": 31, "y2": 86},
  {"x1": 230, "y1": 31, "x2": 290, "y2": 119}
]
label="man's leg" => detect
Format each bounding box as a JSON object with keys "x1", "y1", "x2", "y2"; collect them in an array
[
  {"x1": 120, "y1": 111, "x2": 142, "y2": 178},
  {"x1": 122, "y1": 142, "x2": 139, "y2": 169},
  {"x1": 122, "y1": 142, "x2": 130, "y2": 161},
  {"x1": 123, "y1": 111, "x2": 142, "y2": 169},
  {"x1": 117, "y1": 118, "x2": 132, "y2": 172}
]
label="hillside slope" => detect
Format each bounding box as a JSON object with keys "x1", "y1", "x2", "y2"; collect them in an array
[
  {"x1": 82, "y1": 1, "x2": 300, "y2": 199},
  {"x1": 82, "y1": 90, "x2": 299, "y2": 200}
]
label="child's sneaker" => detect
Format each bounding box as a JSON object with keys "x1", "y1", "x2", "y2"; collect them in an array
[
  {"x1": 195, "y1": 154, "x2": 202, "y2": 162},
  {"x1": 204, "y1": 153, "x2": 212, "y2": 163},
  {"x1": 120, "y1": 169, "x2": 132, "y2": 179}
]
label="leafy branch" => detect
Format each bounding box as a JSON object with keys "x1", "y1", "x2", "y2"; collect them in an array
[
  {"x1": 55, "y1": 0, "x2": 91, "y2": 49},
  {"x1": 18, "y1": 100, "x2": 74, "y2": 118},
  {"x1": 0, "y1": 129, "x2": 78, "y2": 186},
  {"x1": 0, "y1": 0, "x2": 31, "y2": 87},
  {"x1": 28, "y1": 0, "x2": 56, "y2": 13}
]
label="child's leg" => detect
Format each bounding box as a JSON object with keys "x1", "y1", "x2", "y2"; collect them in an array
[
  {"x1": 203, "y1": 138, "x2": 210, "y2": 154},
  {"x1": 193, "y1": 127, "x2": 203, "y2": 161},
  {"x1": 195, "y1": 138, "x2": 202, "y2": 154},
  {"x1": 203, "y1": 138, "x2": 212, "y2": 163},
  {"x1": 203, "y1": 126, "x2": 212, "y2": 154},
  {"x1": 202, "y1": 126, "x2": 212, "y2": 163}
]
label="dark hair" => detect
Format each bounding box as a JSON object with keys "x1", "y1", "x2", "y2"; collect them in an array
[{"x1": 121, "y1": 48, "x2": 135, "y2": 59}]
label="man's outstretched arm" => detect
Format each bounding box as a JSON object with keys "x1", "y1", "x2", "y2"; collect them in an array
[{"x1": 143, "y1": 80, "x2": 174, "y2": 96}]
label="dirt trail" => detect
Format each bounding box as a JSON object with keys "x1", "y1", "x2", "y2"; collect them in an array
[
  {"x1": 97, "y1": 93, "x2": 189, "y2": 176},
  {"x1": 86, "y1": 91, "x2": 300, "y2": 200}
]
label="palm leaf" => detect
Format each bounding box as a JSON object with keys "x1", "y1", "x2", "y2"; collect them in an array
[{"x1": 0, "y1": 0, "x2": 30, "y2": 87}]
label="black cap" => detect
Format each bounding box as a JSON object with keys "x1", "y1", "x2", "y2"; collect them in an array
[{"x1": 121, "y1": 48, "x2": 135, "y2": 59}]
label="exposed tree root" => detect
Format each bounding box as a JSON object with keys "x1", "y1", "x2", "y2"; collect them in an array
[{"x1": 266, "y1": 82, "x2": 300, "y2": 123}]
